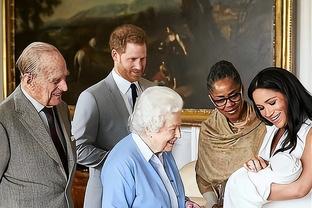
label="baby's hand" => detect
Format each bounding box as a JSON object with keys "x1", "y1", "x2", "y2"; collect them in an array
[{"x1": 244, "y1": 156, "x2": 268, "y2": 172}]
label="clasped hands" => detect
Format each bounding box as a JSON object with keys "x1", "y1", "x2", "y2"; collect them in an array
[{"x1": 244, "y1": 156, "x2": 268, "y2": 172}]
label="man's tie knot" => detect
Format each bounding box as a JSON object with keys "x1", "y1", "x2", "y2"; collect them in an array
[{"x1": 42, "y1": 107, "x2": 54, "y2": 117}]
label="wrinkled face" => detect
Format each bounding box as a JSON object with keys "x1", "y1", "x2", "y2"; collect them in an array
[
  {"x1": 149, "y1": 112, "x2": 182, "y2": 153},
  {"x1": 113, "y1": 42, "x2": 147, "y2": 82},
  {"x1": 209, "y1": 77, "x2": 244, "y2": 122},
  {"x1": 29, "y1": 52, "x2": 68, "y2": 106},
  {"x1": 252, "y1": 88, "x2": 288, "y2": 128}
]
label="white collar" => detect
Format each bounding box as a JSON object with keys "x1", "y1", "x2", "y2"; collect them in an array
[
  {"x1": 21, "y1": 86, "x2": 45, "y2": 113},
  {"x1": 132, "y1": 132, "x2": 155, "y2": 162},
  {"x1": 112, "y1": 69, "x2": 139, "y2": 94}
]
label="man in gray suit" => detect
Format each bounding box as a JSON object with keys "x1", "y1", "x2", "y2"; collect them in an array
[
  {"x1": 72, "y1": 24, "x2": 154, "y2": 208},
  {"x1": 0, "y1": 42, "x2": 76, "y2": 208}
]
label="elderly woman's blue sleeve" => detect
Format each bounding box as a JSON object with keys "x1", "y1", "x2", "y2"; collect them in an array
[{"x1": 101, "y1": 160, "x2": 135, "y2": 207}]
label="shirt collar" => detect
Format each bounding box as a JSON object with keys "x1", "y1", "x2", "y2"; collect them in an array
[
  {"x1": 112, "y1": 69, "x2": 139, "y2": 94},
  {"x1": 132, "y1": 132, "x2": 154, "y2": 162},
  {"x1": 21, "y1": 86, "x2": 45, "y2": 113}
]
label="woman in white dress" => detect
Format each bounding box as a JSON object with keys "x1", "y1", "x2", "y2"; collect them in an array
[{"x1": 224, "y1": 67, "x2": 312, "y2": 207}]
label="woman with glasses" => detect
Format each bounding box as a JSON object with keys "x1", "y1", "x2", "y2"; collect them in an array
[{"x1": 195, "y1": 60, "x2": 266, "y2": 207}]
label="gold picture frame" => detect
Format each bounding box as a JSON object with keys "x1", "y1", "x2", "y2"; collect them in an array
[{"x1": 2, "y1": 0, "x2": 295, "y2": 125}]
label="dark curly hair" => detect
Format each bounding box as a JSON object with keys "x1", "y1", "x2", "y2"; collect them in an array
[{"x1": 206, "y1": 60, "x2": 242, "y2": 93}]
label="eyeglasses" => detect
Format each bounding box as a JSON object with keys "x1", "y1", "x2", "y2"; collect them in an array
[{"x1": 209, "y1": 89, "x2": 242, "y2": 108}]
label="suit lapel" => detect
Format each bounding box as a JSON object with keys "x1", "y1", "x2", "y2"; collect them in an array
[
  {"x1": 137, "y1": 77, "x2": 151, "y2": 91},
  {"x1": 14, "y1": 87, "x2": 67, "y2": 178},
  {"x1": 55, "y1": 105, "x2": 76, "y2": 177},
  {"x1": 104, "y1": 72, "x2": 130, "y2": 125}
]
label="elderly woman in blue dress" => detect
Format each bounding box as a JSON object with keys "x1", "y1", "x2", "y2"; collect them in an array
[{"x1": 101, "y1": 86, "x2": 200, "y2": 208}]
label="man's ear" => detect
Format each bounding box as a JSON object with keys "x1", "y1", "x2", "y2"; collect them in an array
[
  {"x1": 24, "y1": 73, "x2": 34, "y2": 85},
  {"x1": 111, "y1": 49, "x2": 120, "y2": 62}
]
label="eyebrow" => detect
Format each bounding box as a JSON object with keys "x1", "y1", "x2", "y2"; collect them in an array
[
  {"x1": 213, "y1": 88, "x2": 240, "y2": 98},
  {"x1": 264, "y1": 96, "x2": 277, "y2": 103}
]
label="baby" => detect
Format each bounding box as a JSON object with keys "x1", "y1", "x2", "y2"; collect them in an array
[{"x1": 223, "y1": 152, "x2": 302, "y2": 208}]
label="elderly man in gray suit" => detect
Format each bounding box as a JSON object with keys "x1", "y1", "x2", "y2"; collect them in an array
[
  {"x1": 0, "y1": 42, "x2": 76, "y2": 208},
  {"x1": 72, "y1": 24, "x2": 154, "y2": 208}
]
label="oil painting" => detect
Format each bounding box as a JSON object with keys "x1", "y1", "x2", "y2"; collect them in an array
[{"x1": 3, "y1": 0, "x2": 295, "y2": 121}]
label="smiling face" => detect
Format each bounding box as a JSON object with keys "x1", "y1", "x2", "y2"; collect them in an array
[
  {"x1": 209, "y1": 77, "x2": 244, "y2": 122},
  {"x1": 113, "y1": 42, "x2": 147, "y2": 82},
  {"x1": 148, "y1": 112, "x2": 182, "y2": 153},
  {"x1": 252, "y1": 88, "x2": 288, "y2": 128},
  {"x1": 28, "y1": 52, "x2": 68, "y2": 106}
]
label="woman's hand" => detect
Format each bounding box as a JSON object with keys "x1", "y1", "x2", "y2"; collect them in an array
[
  {"x1": 244, "y1": 156, "x2": 268, "y2": 172},
  {"x1": 185, "y1": 199, "x2": 201, "y2": 208}
]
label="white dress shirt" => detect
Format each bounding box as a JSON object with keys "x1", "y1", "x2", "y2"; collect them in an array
[{"x1": 112, "y1": 69, "x2": 142, "y2": 113}]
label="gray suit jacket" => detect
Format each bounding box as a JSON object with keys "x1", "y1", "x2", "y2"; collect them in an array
[
  {"x1": 0, "y1": 86, "x2": 76, "y2": 208},
  {"x1": 72, "y1": 72, "x2": 154, "y2": 208}
]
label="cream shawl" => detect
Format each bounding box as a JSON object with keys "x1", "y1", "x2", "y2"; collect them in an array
[{"x1": 195, "y1": 103, "x2": 266, "y2": 193}]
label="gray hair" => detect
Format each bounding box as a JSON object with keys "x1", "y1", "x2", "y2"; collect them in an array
[
  {"x1": 16, "y1": 42, "x2": 62, "y2": 76},
  {"x1": 129, "y1": 86, "x2": 183, "y2": 135}
]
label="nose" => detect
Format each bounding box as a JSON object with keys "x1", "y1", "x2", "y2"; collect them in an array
[
  {"x1": 58, "y1": 79, "x2": 68, "y2": 92},
  {"x1": 264, "y1": 106, "x2": 274, "y2": 118},
  {"x1": 225, "y1": 98, "x2": 236, "y2": 107}
]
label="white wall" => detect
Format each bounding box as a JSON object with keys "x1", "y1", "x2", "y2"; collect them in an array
[
  {"x1": 172, "y1": 126, "x2": 200, "y2": 169},
  {"x1": 297, "y1": 0, "x2": 312, "y2": 93}
]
